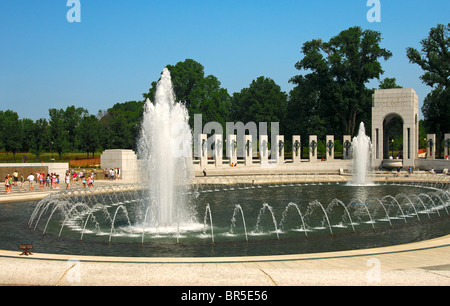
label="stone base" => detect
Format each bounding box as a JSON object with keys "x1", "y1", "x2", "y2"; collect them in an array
[
  {"x1": 0, "y1": 163, "x2": 69, "y2": 180},
  {"x1": 100, "y1": 149, "x2": 138, "y2": 181}
]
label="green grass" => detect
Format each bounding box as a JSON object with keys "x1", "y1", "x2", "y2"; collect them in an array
[{"x1": 0, "y1": 151, "x2": 100, "y2": 163}]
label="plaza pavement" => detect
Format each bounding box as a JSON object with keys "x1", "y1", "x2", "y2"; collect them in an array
[{"x1": 0, "y1": 176, "x2": 449, "y2": 286}]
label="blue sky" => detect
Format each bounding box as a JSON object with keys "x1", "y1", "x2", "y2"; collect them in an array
[{"x1": 1, "y1": 0, "x2": 448, "y2": 120}]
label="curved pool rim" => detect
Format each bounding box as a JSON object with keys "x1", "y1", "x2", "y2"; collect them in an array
[{"x1": 1, "y1": 173, "x2": 450, "y2": 263}]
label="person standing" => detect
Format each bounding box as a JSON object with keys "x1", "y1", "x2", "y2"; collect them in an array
[
  {"x1": 64, "y1": 173, "x2": 70, "y2": 189},
  {"x1": 19, "y1": 174, "x2": 25, "y2": 192},
  {"x1": 46, "y1": 174, "x2": 51, "y2": 188},
  {"x1": 27, "y1": 173, "x2": 35, "y2": 191},
  {"x1": 5, "y1": 175, "x2": 11, "y2": 194},
  {"x1": 408, "y1": 167, "x2": 413, "y2": 177},
  {"x1": 8, "y1": 175, "x2": 13, "y2": 193},
  {"x1": 87, "y1": 176, "x2": 93, "y2": 189},
  {"x1": 39, "y1": 173, "x2": 44, "y2": 190},
  {"x1": 13, "y1": 170, "x2": 18, "y2": 186},
  {"x1": 89, "y1": 171, "x2": 95, "y2": 188},
  {"x1": 51, "y1": 173, "x2": 56, "y2": 188}
]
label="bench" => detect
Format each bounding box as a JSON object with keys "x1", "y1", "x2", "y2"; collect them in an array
[{"x1": 19, "y1": 244, "x2": 33, "y2": 256}]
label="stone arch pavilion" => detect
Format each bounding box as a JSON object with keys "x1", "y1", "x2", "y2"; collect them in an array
[{"x1": 371, "y1": 88, "x2": 419, "y2": 169}]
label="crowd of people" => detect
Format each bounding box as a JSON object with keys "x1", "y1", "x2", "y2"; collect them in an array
[
  {"x1": 4, "y1": 169, "x2": 100, "y2": 194},
  {"x1": 104, "y1": 167, "x2": 120, "y2": 180},
  {"x1": 4, "y1": 168, "x2": 123, "y2": 195}
]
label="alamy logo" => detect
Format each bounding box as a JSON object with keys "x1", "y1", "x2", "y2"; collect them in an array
[
  {"x1": 67, "y1": 0, "x2": 81, "y2": 23},
  {"x1": 192, "y1": 114, "x2": 280, "y2": 159},
  {"x1": 367, "y1": 0, "x2": 381, "y2": 23},
  {"x1": 366, "y1": 258, "x2": 381, "y2": 283}
]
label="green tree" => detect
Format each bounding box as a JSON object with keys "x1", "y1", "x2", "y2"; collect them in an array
[
  {"x1": 48, "y1": 108, "x2": 69, "y2": 159},
  {"x1": 63, "y1": 106, "x2": 88, "y2": 152},
  {"x1": 107, "y1": 114, "x2": 133, "y2": 149},
  {"x1": 144, "y1": 59, "x2": 205, "y2": 108},
  {"x1": 19, "y1": 118, "x2": 35, "y2": 152},
  {"x1": 0, "y1": 111, "x2": 3, "y2": 150},
  {"x1": 406, "y1": 23, "x2": 450, "y2": 89},
  {"x1": 99, "y1": 101, "x2": 144, "y2": 150},
  {"x1": 0, "y1": 110, "x2": 23, "y2": 161},
  {"x1": 418, "y1": 119, "x2": 427, "y2": 149},
  {"x1": 285, "y1": 82, "x2": 326, "y2": 151},
  {"x1": 407, "y1": 23, "x2": 450, "y2": 157},
  {"x1": 144, "y1": 59, "x2": 232, "y2": 133},
  {"x1": 231, "y1": 76, "x2": 287, "y2": 132},
  {"x1": 421, "y1": 86, "x2": 450, "y2": 156},
  {"x1": 189, "y1": 75, "x2": 231, "y2": 129},
  {"x1": 379, "y1": 77, "x2": 402, "y2": 89},
  {"x1": 30, "y1": 118, "x2": 50, "y2": 161},
  {"x1": 290, "y1": 26, "x2": 392, "y2": 137},
  {"x1": 77, "y1": 115, "x2": 102, "y2": 157}
]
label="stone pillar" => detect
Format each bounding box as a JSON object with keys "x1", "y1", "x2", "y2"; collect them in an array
[
  {"x1": 326, "y1": 135, "x2": 334, "y2": 161},
  {"x1": 276, "y1": 135, "x2": 284, "y2": 164},
  {"x1": 309, "y1": 135, "x2": 318, "y2": 162},
  {"x1": 213, "y1": 134, "x2": 223, "y2": 168},
  {"x1": 100, "y1": 149, "x2": 138, "y2": 181},
  {"x1": 292, "y1": 135, "x2": 301, "y2": 164},
  {"x1": 244, "y1": 135, "x2": 252, "y2": 166},
  {"x1": 199, "y1": 134, "x2": 208, "y2": 168},
  {"x1": 426, "y1": 134, "x2": 436, "y2": 160},
  {"x1": 445, "y1": 133, "x2": 450, "y2": 159},
  {"x1": 343, "y1": 135, "x2": 352, "y2": 160},
  {"x1": 227, "y1": 134, "x2": 237, "y2": 166},
  {"x1": 259, "y1": 135, "x2": 269, "y2": 165}
]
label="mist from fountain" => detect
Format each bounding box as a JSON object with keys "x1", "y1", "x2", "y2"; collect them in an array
[
  {"x1": 351, "y1": 122, "x2": 373, "y2": 185},
  {"x1": 137, "y1": 67, "x2": 195, "y2": 231},
  {"x1": 229, "y1": 204, "x2": 248, "y2": 242}
]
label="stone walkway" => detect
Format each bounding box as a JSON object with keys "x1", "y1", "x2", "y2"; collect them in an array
[
  {"x1": 0, "y1": 179, "x2": 130, "y2": 203},
  {"x1": 0, "y1": 234, "x2": 449, "y2": 286}
]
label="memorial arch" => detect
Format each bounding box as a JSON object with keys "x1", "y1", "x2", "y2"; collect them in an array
[
  {"x1": 382, "y1": 113, "x2": 404, "y2": 159},
  {"x1": 371, "y1": 88, "x2": 419, "y2": 169}
]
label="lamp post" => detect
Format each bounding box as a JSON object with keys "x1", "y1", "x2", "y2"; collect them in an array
[{"x1": 391, "y1": 138, "x2": 394, "y2": 158}]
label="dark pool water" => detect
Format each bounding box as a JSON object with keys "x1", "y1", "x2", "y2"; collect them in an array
[{"x1": 1, "y1": 183, "x2": 449, "y2": 257}]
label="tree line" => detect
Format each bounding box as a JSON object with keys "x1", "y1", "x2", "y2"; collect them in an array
[{"x1": 1, "y1": 24, "x2": 448, "y2": 161}]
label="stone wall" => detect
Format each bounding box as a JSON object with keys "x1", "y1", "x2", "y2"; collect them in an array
[
  {"x1": 193, "y1": 159, "x2": 353, "y2": 176},
  {"x1": 414, "y1": 159, "x2": 450, "y2": 172},
  {"x1": 100, "y1": 149, "x2": 138, "y2": 181},
  {"x1": 0, "y1": 163, "x2": 69, "y2": 181}
]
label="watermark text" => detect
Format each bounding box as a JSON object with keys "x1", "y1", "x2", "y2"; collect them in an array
[
  {"x1": 67, "y1": 0, "x2": 81, "y2": 23},
  {"x1": 366, "y1": 0, "x2": 381, "y2": 23}
]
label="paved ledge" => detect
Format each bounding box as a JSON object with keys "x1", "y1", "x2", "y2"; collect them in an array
[
  {"x1": 0, "y1": 234, "x2": 449, "y2": 286},
  {"x1": 2, "y1": 173, "x2": 448, "y2": 204},
  {"x1": 0, "y1": 179, "x2": 135, "y2": 203}
]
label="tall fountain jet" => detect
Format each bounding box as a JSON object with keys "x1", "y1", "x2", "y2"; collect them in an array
[
  {"x1": 351, "y1": 122, "x2": 373, "y2": 185},
  {"x1": 138, "y1": 68, "x2": 194, "y2": 230}
]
